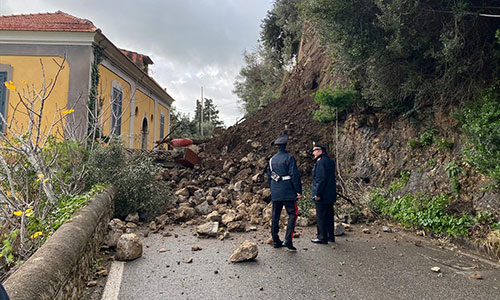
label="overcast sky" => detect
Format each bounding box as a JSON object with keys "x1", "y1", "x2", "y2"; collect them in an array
[{"x1": 0, "y1": 0, "x2": 273, "y2": 126}]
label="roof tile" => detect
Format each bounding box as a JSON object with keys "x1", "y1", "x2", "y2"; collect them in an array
[{"x1": 0, "y1": 10, "x2": 98, "y2": 32}]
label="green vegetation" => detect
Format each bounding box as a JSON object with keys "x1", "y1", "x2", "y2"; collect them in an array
[
  {"x1": 170, "y1": 98, "x2": 224, "y2": 139},
  {"x1": 372, "y1": 193, "x2": 473, "y2": 237},
  {"x1": 427, "y1": 158, "x2": 437, "y2": 169},
  {"x1": 234, "y1": 0, "x2": 305, "y2": 115},
  {"x1": 445, "y1": 161, "x2": 462, "y2": 196},
  {"x1": 388, "y1": 170, "x2": 411, "y2": 195},
  {"x1": 458, "y1": 86, "x2": 500, "y2": 182},
  {"x1": 312, "y1": 85, "x2": 362, "y2": 122},
  {"x1": 302, "y1": 1, "x2": 500, "y2": 115},
  {"x1": 86, "y1": 140, "x2": 172, "y2": 219},
  {"x1": 419, "y1": 129, "x2": 438, "y2": 147}
]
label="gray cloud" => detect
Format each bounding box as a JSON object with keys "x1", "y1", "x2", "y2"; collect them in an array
[{"x1": 1, "y1": 0, "x2": 273, "y2": 125}]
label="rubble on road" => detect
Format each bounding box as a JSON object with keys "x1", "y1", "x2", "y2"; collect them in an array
[{"x1": 230, "y1": 240, "x2": 258, "y2": 263}]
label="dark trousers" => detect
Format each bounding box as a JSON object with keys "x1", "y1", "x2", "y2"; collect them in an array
[
  {"x1": 315, "y1": 203, "x2": 335, "y2": 241},
  {"x1": 271, "y1": 200, "x2": 298, "y2": 244}
]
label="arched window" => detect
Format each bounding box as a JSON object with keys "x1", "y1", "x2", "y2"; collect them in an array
[
  {"x1": 111, "y1": 81, "x2": 123, "y2": 135},
  {"x1": 141, "y1": 117, "x2": 148, "y2": 150}
]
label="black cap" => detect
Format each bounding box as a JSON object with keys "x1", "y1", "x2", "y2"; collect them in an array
[
  {"x1": 312, "y1": 143, "x2": 326, "y2": 152},
  {"x1": 272, "y1": 134, "x2": 288, "y2": 146}
]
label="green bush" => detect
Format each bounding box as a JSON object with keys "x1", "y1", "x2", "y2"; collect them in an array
[
  {"x1": 458, "y1": 87, "x2": 500, "y2": 182},
  {"x1": 370, "y1": 192, "x2": 473, "y2": 237},
  {"x1": 312, "y1": 85, "x2": 362, "y2": 123},
  {"x1": 419, "y1": 129, "x2": 438, "y2": 146},
  {"x1": 86, "y1": 141, "x2": 172, "y2": 220}
]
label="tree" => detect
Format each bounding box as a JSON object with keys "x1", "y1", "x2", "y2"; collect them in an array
[
  {"x1": 261, "y1": 0, "x2": 305, "y2": 68},
  {"x1": 303, "y1": 0, "x2": 500, "y2": 114},
  {"x1": 233, "y1": 47, "x2": 284, "y2": 115},
  {"x1": 194, "y1": 98, "x2": 224, "y2": 128}
]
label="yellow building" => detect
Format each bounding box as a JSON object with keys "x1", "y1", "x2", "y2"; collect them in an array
[{"x1": 0, "y1": 11, "x2": 173, "y2": 149}]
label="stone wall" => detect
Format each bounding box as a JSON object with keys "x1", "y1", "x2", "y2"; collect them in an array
[{"x1": 4, "y1": 188, "x2": 115, "y2": 300}]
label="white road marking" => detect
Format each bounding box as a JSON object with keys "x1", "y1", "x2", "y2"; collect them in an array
[{"x1": 101, "y1": 261, "x2": 125, "y2": 300}]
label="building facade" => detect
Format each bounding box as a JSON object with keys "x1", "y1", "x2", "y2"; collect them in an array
[{"x1": 0, "y1": 11, "x2": 173, "y2": 149}]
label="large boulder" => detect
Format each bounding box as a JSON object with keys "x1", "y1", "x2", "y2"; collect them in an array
[
  {"x1": 115, "y1": 233, "x2": 143, "y2": 261},
  {"x1": 175, "y1": 187, "x2": 190, "y2": 197},
  {"x1": 221, "y1": 211, "x2": 237, "y2": 225},
  {"x1": 206, "y1": 211, "x2": 222, "y2": 222},
  {"x1": 227, "y1": 221, "x2": 246, "y2": 232},
  {"x1": 196, "y1": 222, "x2": 219, "y2": 238},
  {"x1": 230, "y1": 240, "x2": 258, "y2": 263}
]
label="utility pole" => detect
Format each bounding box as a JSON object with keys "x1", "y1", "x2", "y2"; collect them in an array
[{"x1": 200, "y1": 87, "x2": 203, "y2": 136}]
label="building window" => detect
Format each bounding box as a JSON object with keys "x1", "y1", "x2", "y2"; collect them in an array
[
  {"x1": 111, "y1": 86, "x2": 123, "y2": 135},
  {"x1": 0, "y1": 71, "x2": 8, "y2": 132},
  {"x1": 159, "y1": 112, "x2": 165, "y2": 140}
]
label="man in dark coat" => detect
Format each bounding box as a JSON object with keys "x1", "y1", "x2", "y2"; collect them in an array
[
  {"x1": 311, "y1": 144, "x2": 336, "y2": 244},
  {"x1": 266, "y1": 134, "x2": 302, "y2": 251}
]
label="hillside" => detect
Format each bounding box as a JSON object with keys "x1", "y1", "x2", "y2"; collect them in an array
[{"x1": 200, "y1": 26, "x2": 500, "y2": 253}]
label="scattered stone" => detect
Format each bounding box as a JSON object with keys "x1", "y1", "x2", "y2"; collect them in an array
[
  {"x1": 296, "y1": 216, "x2": 311, "y2": 227},
  {"x1": 259, "y1": 286, "x2": 264, "y2": 291},
  {"x1": 293, "y1": 233, "x2": 301, "y2": 238},
  {"x1": 197, "y1": 221, "x2": 219, "y2": 238},
  {"x1": 192, "y1": 245, "x2": 202, "y2": 251},
  {"x1": 227, "y1": 221, "x2": 246, "y2": 232},
  {"x1": 116, "y1": 233, "x2": 143, "y2": 261},
  {"x1": 162, "y1": 231, "x2": 173, "y2": 237},
  {"x1": 431, "y1": 267, "x2": 441, "y2": 273},
  {"x1": 159, "y1": 248, "x2": 168, "y2": 253},
  {"x1": 186, "y1": 257, "x2": 193, "y2": 263},
  {"x1": 206, "y1": 211, "x2": 222, "y2": 222},
  {"x1": 148, "y1": 221, "x2": 157, "y2": 232},
  {"x1": 469, "y1": 273, "x2": 482, "y2": 280},
  {"x1": 214, "y1": 270, "x2": 219, "y2": 274},
  {"x1": 247, "y1": 226, "x2": 258, "y2": 231},
  {"x1": 97, "y1": 269, "x2": 108, "y2": 276},
  {"x1": 126, "y1": 222, "x2": 138, "y2": 229},
  {"x1": 175, "y1": 187, "x2": 190, "y2": 197},
  {"x1": 230, "y1": 240, "x2": 258, "y2": 263},
  {"x1": 109, "y1": 218, "x2": 126, "y2": 231},
  {"x1": 362, "y1": 228, "x2": 371, "y2": 234},
  {"x1": 382, "y1": 225, "x2": 392, "y2": 233},
  {"x1": 87, "y1": 281, "x2": 98, "y2": 287},
  {"x1": 334, "y1": 223, "x2": 345, "y2": 236},
  {"x1": 107, "y1": 232, "x2": 122, "y2": 248},
  {"x1": 266, "y1": 237, "x2": 273, "y2": 245},
  {"x1": 125, "y1": 213, "x2": 140, "y2": 224},
  {"x1": 195, "y1": 201, "x2": 211, "y2": 215}
]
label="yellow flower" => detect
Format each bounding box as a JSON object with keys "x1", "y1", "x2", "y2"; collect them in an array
[
  {"x1": 4, "y1": 81, "x2": 16, "y2": 91},
  {"x1": 43, "y1": 178, "x2": 49, "y2": 183},
  {"x1": 37, "y1": 173, "x2": 44, "y2": 179},
  {"x1": 25, "y1": 208, "x2": 33, "y2": 217},
  {"x1": 62, "y1": 109, "x2": 75, "y2": 115},
  {"x1": 30, "y1": 232, "x2": 42, "y2": 239},
  {"x1": 0, "y1": 254, "x2": 3, "y2": 258},
  {"x1": 13, "y1": 211, "x2": 23, "y2": 216}
]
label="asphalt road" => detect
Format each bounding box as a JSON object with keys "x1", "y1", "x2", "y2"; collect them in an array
[{"x1": 115, "y1": 224, "x2": 500, "y2": 300}]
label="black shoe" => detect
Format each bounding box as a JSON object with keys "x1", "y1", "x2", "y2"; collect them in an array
[
  {"x1": 328, "y1": 238, "x2": 335, "y2": 243},
  {"x1": 273, "y1": 241, "x2": 283, "y2": 248},
  {"x1": 311, "y1": 238, "x2": 328, "y2": 244},
  {"x1": 284, "y1": 242, "x2": 297, "y2": 251}
]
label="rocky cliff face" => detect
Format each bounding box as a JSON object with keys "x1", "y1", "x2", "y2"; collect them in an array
[{"x1": 205, "y1": 26, "x2": 500, "y2": 218}]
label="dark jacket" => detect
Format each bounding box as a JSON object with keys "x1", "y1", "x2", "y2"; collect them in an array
[
  {"x1": 312, "y1": 153, "x2": 336, "y2": 204},
  {"x1": 266, "y1": 149, "x2": 302, "y2": 201}
]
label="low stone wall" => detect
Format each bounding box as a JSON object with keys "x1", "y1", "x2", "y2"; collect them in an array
[{"x1": 4, "y1": 188, "x2": 115, "y2": 300}]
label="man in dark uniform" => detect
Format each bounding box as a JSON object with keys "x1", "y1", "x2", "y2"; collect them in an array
[
  {"x1": 311, "y1": 144, "x2": 336, "y2": 244},
  {"x1": 266, "y1": 134, "x2": 302, "y2": 251}
]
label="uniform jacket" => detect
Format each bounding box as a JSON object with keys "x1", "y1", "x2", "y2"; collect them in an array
[
  {"x1": 266, "y1": 149, "x2": 302, "y2": 201},
  {"x1": 312, "y1": 153, "x2": 336, "y2": 204}
]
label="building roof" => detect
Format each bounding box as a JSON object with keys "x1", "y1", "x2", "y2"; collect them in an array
[
  {"x1": 120, "y1": 49, "x2": 154, "y2": 72},
  {"x1": 0, "y1": 10, "x2": 98, "y2": 32}
]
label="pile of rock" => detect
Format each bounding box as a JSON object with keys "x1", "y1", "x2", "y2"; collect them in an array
[{"x1": 150, "y1": 142, "x2": 317, "y2": 236}]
